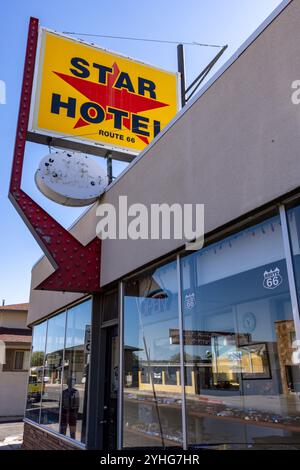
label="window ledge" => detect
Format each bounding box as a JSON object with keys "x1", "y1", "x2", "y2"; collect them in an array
[{"x1": 23, "y1": 418, "x2": 87, "y2": 450}]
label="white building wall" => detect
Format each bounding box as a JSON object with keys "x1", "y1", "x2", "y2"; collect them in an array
[{"x1": 0, "y1": 371, "x2": 28, "y2": 417}]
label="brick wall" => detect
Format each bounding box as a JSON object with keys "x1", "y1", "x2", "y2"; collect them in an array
[{"x1": 22, "y1": 421, "x2": 81, "y2": 450}]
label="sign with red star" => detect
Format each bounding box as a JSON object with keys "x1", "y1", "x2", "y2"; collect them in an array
[{"x1": 29, "y1": 29, "x2": 180, "y2": 159}]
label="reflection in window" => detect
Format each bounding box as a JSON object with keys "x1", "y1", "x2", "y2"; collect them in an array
[
  {"x1": 40, "y1": 312, "x2": 66, "y2": 432},
  {"x1": 25, "y1": 299, "x2": 92, "y2": 444},
  {"x1": 181, "y1": 215, "x2": 300, "y2": 449},
  {"x1": 123, "y1": 261, "x2": 183, "y2": 447},
  {"x1": 25, "y1": 322, "x2": 47, "y2": 422},
  {"x1": 287, "y1": 206, "x2": 300, "y2": 395},
  {"x1": 62, "y1": 300, "x2": 91, "y2": 443}
]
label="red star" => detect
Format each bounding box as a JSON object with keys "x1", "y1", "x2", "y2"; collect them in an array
[{"x1": 54, "y1": 63, "x2": 169, "y2": 145}]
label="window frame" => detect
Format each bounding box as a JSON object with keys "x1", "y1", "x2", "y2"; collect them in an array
[
  {"x1": 24, "y1": 296, "x2": 92, "y2": 447},
  {"x1": 13, "y1": 349, "x2": 26, "y2": 371},
  {"x1": 3, "y1": 347, "x2": 30, "y2": 372}
]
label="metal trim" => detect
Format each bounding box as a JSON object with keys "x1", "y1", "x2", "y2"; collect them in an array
[
  {"x1": 279, "y1": 204, "x2": 300, "y2": 340},
  {"x1": 101, "y1": 319, "x2": 118, "y2": 329},
  {"x1": 122, "y1": 253, "x2": 178, "y2": 284},
  {"x1": 39, "y1": 319, "x2": 48, "y2": 424},
  {"x1": 85, "y1": 294, "x2": 101, "y2": 449},
  {"x1": 176, "y1": 255, "x2": 187, "y2": 450},
  {"x1": 28, "y1": 295, "x2": 92, "y2": 327},
  {"x1": 58, "y1": 310, "x2": 68, "y2": 435}
]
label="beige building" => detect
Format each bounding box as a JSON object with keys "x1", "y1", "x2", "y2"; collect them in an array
[
  {"x1": 0, "y1": 303, "x2": 31, "y2": 418},
  {"x1": 22, "y1": 0, "x2": 300, "y2": 451}
]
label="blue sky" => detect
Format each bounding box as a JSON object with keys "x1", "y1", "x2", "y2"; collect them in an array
[{"x1": 0, "y1": 0, "x2": 283, "y2": 305}]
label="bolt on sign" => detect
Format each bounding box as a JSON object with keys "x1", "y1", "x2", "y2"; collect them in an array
[{"x1": 29, "y1": 29, "x2": 180, "y2": 160}]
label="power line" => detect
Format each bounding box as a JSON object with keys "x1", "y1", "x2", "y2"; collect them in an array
[{"x1": 62, "y1": 31, "x2": 225, "y2": 48}]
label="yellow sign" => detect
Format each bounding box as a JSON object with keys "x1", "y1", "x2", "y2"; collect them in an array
[{"x1": 30, "y1": 29, "x2": 180, "y2": 157}]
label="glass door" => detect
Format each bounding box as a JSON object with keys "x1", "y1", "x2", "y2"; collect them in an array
[{"x1": 102, "y1": 325, "x2": 119, "y2": 450}]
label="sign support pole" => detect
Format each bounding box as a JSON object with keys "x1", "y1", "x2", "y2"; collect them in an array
[
  {"x1": 106, "y1": 151, "x2": 113, "y2": 185},
  {"x1": 177, "y1": 44, "x2": 186, "y2": 107}
]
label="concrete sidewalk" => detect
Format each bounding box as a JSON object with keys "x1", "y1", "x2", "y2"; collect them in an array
[{"x1": 0, "y1": 421, "x2": 23, "y2": 450}]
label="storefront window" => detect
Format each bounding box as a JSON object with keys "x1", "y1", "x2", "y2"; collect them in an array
[
  {"x1": 123, "y1": 260, "x2": 183, "y2": 447},
  {"x1": 40, "y1": 312, "x2": 66, "y2": 432},
  {"x1": 288, "y1": 205, "x2": 300, "y2": 316},
  {"x1": 25, "y1": 299, "x2": 92, "y2": 444},
  {"x1": 181, "y1": 215, "x2": 300, "y2": 449},
  {"x1": 25, "y1": 322, "x2": 47, "y2": 422},
  {"x1": 62, "y1": 300, "x2": 91, "y2": 443}
]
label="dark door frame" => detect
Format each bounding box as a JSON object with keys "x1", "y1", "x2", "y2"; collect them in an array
[
  {"x1": 86, "y1": 291, "x2": 119, "y2": 450},
  {"x1": 102, "y1": 324, "x2": 119, "y2": 450}
]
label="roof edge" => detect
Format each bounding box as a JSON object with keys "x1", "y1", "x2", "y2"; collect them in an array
[
  {"x1": 30, "y1": 0, "x2": 292, "y2": 272},
  {"x1": 104, "y1": 0, "x2": 291, "y2": 192}
]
